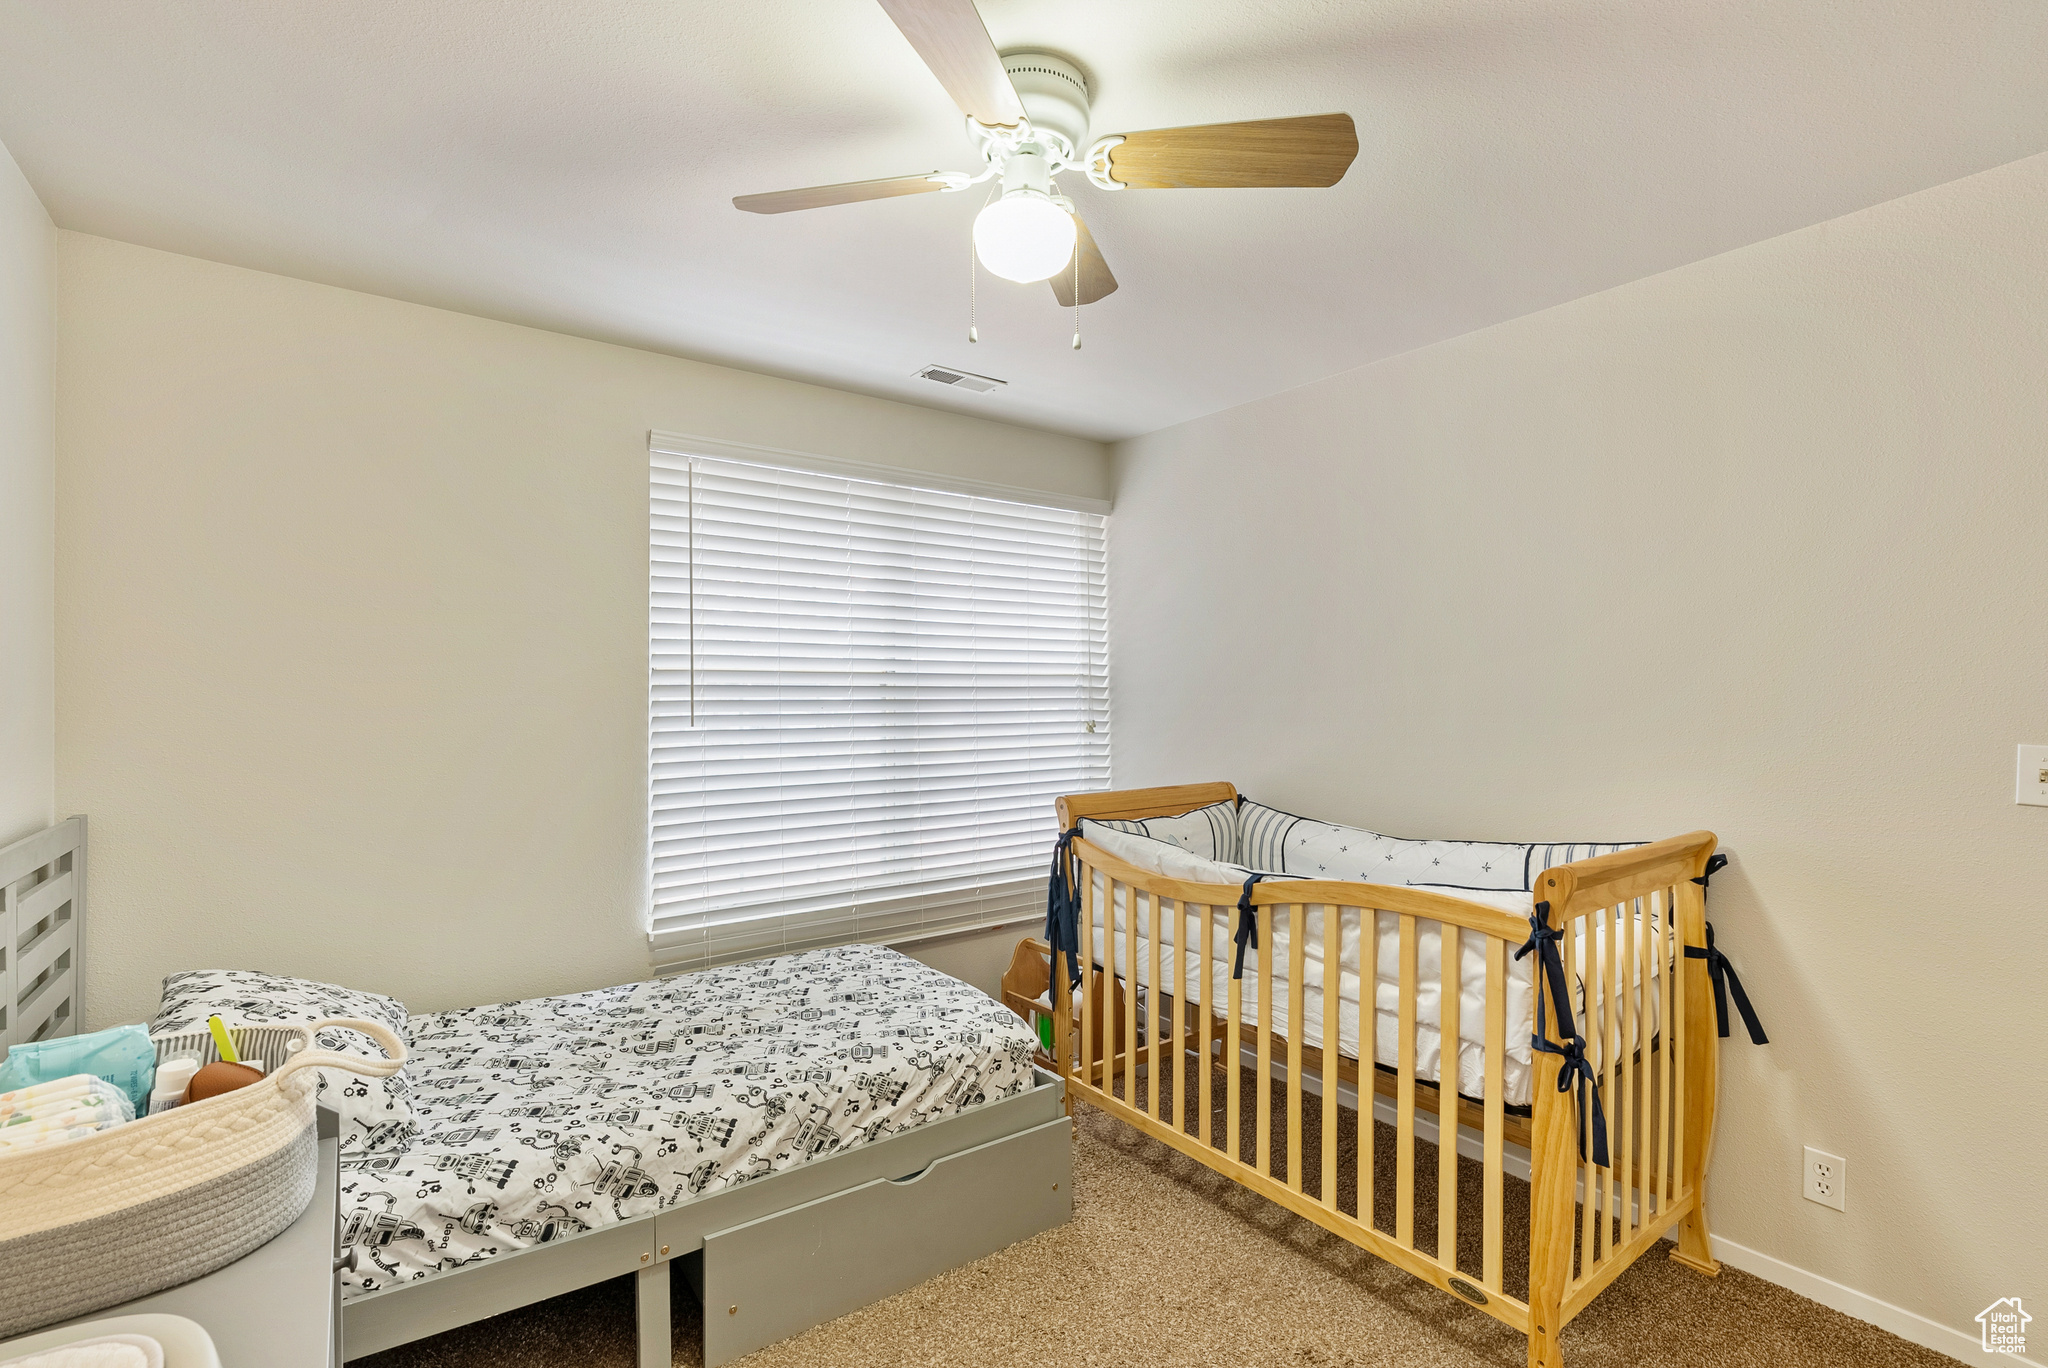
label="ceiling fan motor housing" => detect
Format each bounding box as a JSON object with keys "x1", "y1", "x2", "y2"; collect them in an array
[
  {"x1": 999, "y1": 53, "x2": 1090, "y2": 161},
  {"x1": 1000, "y1": 149, "x2": 1055, "y2": 197}
]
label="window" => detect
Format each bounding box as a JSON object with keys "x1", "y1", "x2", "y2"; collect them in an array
[{"x1": 649, "y1": 438, "x2": 1109, "y2": 973}]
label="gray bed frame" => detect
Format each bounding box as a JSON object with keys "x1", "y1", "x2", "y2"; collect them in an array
[
  {"x1": 1, "y1": 816, "x2": 1069, "y2": 1366},
  {"x1": 0, "y1": 816, "x2": 86, "y2": 1058},
  {"x1": 341, "y1": 1066, "x2": 1071, "y2": 1365}
]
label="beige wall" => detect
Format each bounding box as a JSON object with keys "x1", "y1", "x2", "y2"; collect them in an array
[
  {"x1": 55, "y1": 232, "x2": 1104, "y2": 1028},
  {"x1": 1110, "y1": 153, "x2": 2048, "y2": 1345},
  {"x1": 0, "y1": 139, "x2": 53, "y2": 848},
  {"x1": 894, "y1": 922, "x2": 1030, "y2": 1002}
]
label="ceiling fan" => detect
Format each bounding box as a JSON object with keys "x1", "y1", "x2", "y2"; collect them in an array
[{"x1": 733, "y1": 0, "x2": 1359, "y2": 315}]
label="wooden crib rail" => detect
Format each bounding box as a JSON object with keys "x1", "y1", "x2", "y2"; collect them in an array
[
  {"x1": 1536, "y1": 830, "x2": 1717, "y2": 918},
  {"x1": 1057, "y1": 781, "x2": 1238, "y2": 828},
  {"x1": 1065, "y1": 837, "x2": 1534, "y2": 945}
]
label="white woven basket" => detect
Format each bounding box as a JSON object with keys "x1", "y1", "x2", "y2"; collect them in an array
[{"x1": 0, "y1": 1017, "x2": 405, "y2": 1338}]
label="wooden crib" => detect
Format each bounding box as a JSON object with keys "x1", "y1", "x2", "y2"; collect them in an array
[{"x1": 1048, "y1": 783, "x2": 1724, "y2": 1368}]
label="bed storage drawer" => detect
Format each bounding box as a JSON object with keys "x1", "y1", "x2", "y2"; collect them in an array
[{"x1": 699, "y1": 1114, "x2": 1072, "y2": 1366}]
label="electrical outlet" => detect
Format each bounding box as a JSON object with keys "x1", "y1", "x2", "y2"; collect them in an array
[
  {"x1": 1804, "y1": 1147, "x2": 1846, "y2": 1211},
  {"x1": 2018, "y1": 746, "x2": 2048, "y2": 806}
]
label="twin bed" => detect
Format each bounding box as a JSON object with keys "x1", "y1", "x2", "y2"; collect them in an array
[
  {"x1": 309, "y1": 943, "x2": 1066, "y2": 1367},
  {"x1": 328, "y1": 945, "x2": 1039, "y2": 1296}
]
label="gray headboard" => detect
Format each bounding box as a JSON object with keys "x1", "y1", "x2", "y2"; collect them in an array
[{"x1": 0, "y1": 815, "x2": 85, "y2": 1058}]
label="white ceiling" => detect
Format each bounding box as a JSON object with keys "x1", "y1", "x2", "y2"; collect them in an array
[{"x1": 1, "y1": 1, "x2": 2044, "y2": 441}]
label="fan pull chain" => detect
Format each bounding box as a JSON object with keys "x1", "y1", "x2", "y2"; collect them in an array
[
  {"x1": 968, "y1": 234, "x2": 978, "y2": 343},
  {"x1": 1071, "y1": 248, "x2": 1081, "y2": 350}
]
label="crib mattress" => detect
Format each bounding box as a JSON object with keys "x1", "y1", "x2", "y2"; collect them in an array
[
  {"x1": 1086, "y1": 885, "x2": 1666, "y2": 1109},
  {"x1": 336, "y1": 943, "x2": 1039, "y2": 1298}
]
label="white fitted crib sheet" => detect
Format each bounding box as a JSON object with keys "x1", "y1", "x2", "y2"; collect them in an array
[{"x1": 1078, "y1": 830, "x2": 1668, "y2": 1109}]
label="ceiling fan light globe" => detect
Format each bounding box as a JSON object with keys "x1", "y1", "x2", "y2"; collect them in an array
[{"x1": 973, "y1": 192, "x2": 1077, "y2": 284}]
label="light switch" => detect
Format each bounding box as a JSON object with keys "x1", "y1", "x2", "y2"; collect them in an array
[{"x1": 2017, "y1": 746, "x2": 2048, "y2": 807}]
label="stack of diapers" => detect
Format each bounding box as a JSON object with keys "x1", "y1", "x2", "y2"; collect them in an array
[
  {"x1": 0, "y1": 1076, "x2": 136, "y2": 1152},
  {"x1": 1074, "y1": 797, "x2": 1663, "y2": 1109},
  {"x1": 0, "y1": 1024, "x2": 156, "y2": 1116}
]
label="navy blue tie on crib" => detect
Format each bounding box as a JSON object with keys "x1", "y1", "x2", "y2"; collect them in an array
[
  {"x1": 1683, "y1": 853, "x2": 1770, "y2": 1045},
  {"x1": 1043, "y1": 825, "x2": 1084, "y2": 989},
  {"x1": 1515, "y1": 900, "x2": 1610, "y2": 1168},
  {"x1": 1230, "y1": 872, "x2": 1282, "y2": 980}
]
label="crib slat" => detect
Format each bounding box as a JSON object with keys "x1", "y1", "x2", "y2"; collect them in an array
[
  {"x1": 1286, "y1": 904, "x2": 1306, "y2": 1192},
  {"x1": 1150, "y1": 890, "x2": 1165, "y2": 1119},
  {"x1": 1228, "y1": 906, "x2": 1244, "y2": 1165},
  {"x1": 1101, "y1": 876, "x2": 1118, "y2": 1100},
  {"x1": 1125, "y1": 881, "x2": 1139, "y2": 1111},
  {"x1": 1200, "y1": 903, "x2": 1215, "y2": 1150},
  {"x1": 1648, "y1": 886, "x2": 1663, "y2": 1214},
  {"x1": 1177, "y1": 898, "x2": 1191, "y2": 1138},
  {"x1": 1641, "y1": 888, "x2": 1655, "y2": 1217},
  {"x1": 1079, "y1": 861, "x2": 1095, "y2": 1093},
  {"x1": 1649, "y1": 891, "x2": 1662, "y2": 1206},
  {"x1": 1671, "y1": 880, "x2": 1687, "y2": 1204},
  {"x1": 1258, "y1": 895, "x2": 1275, "y2": 1179},
  {"x1": 1646, "y1": 888, "x2": 1662, "y2": 1220},
  {"x1": 1581, "y1": 896, "x2": 1597, "y2": 1261},
  {"x1": 1662, "y1": 888, "x2": 1679, "y2": 1204},
  {"x1": 1622, "y1": 893, "x2": 1640, "y2": 1240},
  {"x1": 1321, "y1": 905, "x2": 1340, "y2": 1211},
  {"x1": 1578, "y1": 911, "x2": 1599, "y2": 1279},
  {"x1": 1438, "y1": 922, "x2": 1460, "y2": 1271},
  {"x1": 1642, "y1": 894, "x2": 1654, "y2": 1222},
  {"x1": 1360, "y1": 907, "x2": 1378, "y2": 1231},
  {"x1": 1482, "y1": 933, "x2": 1506, "y2": 1292},
  {"x1": 1396, "y1": 913, "x2": 1417, "y2": 1248},
  {"x1": 1597, "y1": 896, "x2": 1613, "y2": 1261},
  {"x1": 1102, "y1": 879, "x2": 1116, "y2": 1100}
]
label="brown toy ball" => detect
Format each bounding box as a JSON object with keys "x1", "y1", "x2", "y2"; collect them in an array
[{"x1": 183, "y1": 1061, "x2": 264, "y2": 1104}]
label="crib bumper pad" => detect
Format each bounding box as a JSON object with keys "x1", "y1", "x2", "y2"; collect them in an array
[{"x1": 1047, "y1": 809, "x2": 1769, "y2": 1153}]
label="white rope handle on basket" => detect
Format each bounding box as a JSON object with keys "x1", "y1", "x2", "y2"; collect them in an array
[{"x1": 271, "y1": 1017, "x2": 408, "y2": 1082}]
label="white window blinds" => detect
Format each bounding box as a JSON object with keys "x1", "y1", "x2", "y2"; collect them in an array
[{"x1": 649, "y1": 447, "x2": 1109, "y2": 974}]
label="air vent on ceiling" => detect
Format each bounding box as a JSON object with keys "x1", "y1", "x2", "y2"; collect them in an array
[{"x1": 915, "y1": 364, "x2": 1006, "y2": 394}]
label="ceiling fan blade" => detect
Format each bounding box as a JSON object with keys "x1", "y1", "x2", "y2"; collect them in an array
[
  {"x1": 875, "y1": 0, "x2": 1024, "y2": 127},
  {"x1": 1099, "y1": 113, "x2": 1358, "y2": 189},
  {"x1": 1049, "y1": 213, "x2": 1116, "y2": 307},
  {"x1": 733, "y1": 173, "x2": 943, "y2": 215}
]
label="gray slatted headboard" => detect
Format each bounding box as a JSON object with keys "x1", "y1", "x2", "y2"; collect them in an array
[{"x1": 0, "y1": 815, "x2": 85, "y2": 1058}]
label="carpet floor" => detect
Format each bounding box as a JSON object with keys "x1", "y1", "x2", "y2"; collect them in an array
[{"x1": 362, "y1": 1066, "x2": 1947, "y2": 1368}]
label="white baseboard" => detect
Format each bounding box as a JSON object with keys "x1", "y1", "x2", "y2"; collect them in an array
[
  {"x1": 1262, "y1": 1051, "x2": 2027, "y2": 1365},
  {"x1": 1705, "y1": 1234, "x2": 2037, "y2": 1367}
]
